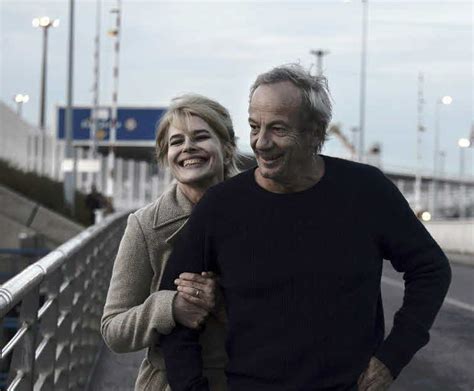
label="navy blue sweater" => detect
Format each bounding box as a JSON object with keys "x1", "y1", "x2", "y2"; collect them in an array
[{"x1": 160, "y1": 155, "x2": 451, "y2": 391}]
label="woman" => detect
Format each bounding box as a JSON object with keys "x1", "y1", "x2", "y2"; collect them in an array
[{"x1": 101, "y1": 94, "x2": 238, "y2": 390}]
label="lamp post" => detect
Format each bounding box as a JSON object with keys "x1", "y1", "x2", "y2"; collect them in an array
[
  {"x1": 343, "y1": 0, "x2": 368, "y2": 162},
  {"x1": 32, "y1": 17, "x2": 59, "y2": 129},
  {"x1": 32, "y1": 16, "x2": 59, "y2": 175},
  {"x1": 458, "y1": 138, "x2": 471, "y2": 177},
  {"x1": 309, "y1": 49, "x2": 329, "y2": 76},
  {"x1": 13, "y1": 94, "x2": 29, "y2": 117},
  {"x1": 432, "y1": 95, "x2": 452, "y2": 218},
  {"x1": 358, "y1": 0, "x2": 368, "y2": 163}
]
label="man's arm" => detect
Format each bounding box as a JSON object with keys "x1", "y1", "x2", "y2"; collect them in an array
[
  {"x1": 159, "y1": 190, "x2": 217, "y2": 391},
  {"x1": 369, "y1": 169, "x2": 451, "y2": 379}
]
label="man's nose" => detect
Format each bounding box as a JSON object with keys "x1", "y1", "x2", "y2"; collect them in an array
[{"x1": 255, "y1": 128, "x2": 272, "y2": 150}]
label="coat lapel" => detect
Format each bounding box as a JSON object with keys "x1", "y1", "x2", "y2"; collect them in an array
[{"x1": 152, "y1": 183, "x2": 193, "y2": 244}]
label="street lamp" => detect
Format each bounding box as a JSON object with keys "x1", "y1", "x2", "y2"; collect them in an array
[
  {"x1": 458, "y1": 137, "x2": 471, "y2": 177},
  {"x1": 432, "y1": 95, "x2": 452, "y2": 217},
  {"x1": 33, "y1": 16, "x2": 59, "y2": 176},
  {"x1": 32, "y1": 16, "x2": 59, "y2": 130},
  {"x1": 13, "y1": 94, "x2": 29, "y2": 117},
  {"x1": 343, "y1": 0, "x2": 368, "y2": 162},
  {"x1": 309, "y1": 49, "x2": 330, "y2": 76}
]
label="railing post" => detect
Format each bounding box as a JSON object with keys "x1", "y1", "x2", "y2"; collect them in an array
[
  {"x1": 7, "y1": 285, "x2": 40, "y2": 390},
  {"x1": 34, "y1": 269, "x2": 61, "y2": 390}
]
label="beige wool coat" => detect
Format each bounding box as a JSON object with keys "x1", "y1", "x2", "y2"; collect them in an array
[{"x1": 101, "y1": 183, "x2": 228, "y2": 390}]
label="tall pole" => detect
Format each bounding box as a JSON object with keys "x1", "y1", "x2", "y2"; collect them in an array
[
  {"x1": 106, "y1": 0, "x2": 121, "y2": 199},
  {"x1": 64, "y1": 0, "x2": 76, "y2": 214},
  {"x1": 414, "y1": 72, "x2": 425, "y2": 213},
  {"x1": 432, "y1": 96, "x2": 452, "y2": 218},
  {"x1": 310, "y1": 49, "x2": 329, "y2": 76},
  {"x1": 39, "y1": 27, "x2": 48, "y2": 129},
  {"x1": 358, "y1": 0, "x2": 368, "y2": 162},
  {"x1": 91, "y1": 0, "x2": 102, "y2": 161}
]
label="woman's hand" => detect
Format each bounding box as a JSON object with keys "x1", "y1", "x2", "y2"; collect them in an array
[
  {"x1": 172, "y1": 271, "x2": 223, "y2": 329},
  {"x1": 172, "y1": 293, "x2": 209, "y2": 330},
  {"x1": 174, "y1": 272, "x2": 221, "y2": 312},
  {"x1": 358, "y1": 356, "x2": 393, "y2": 391}
]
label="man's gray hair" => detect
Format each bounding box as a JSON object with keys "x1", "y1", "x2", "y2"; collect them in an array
[{"x1": 249, "y1": 63, "x2": 332, "y2": 152}]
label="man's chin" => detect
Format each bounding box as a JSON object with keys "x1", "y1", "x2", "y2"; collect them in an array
[{"x1": 258, "y1": 166, "x2": 281, "y2": 180}]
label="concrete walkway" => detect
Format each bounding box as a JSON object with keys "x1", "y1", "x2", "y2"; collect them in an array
[{"x1": 88, "y1": 346, "x2": 144, "y2": 391}]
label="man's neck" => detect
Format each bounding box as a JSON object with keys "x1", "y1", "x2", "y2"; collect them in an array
[{"x1": 255, "y1": 155, "x2": 325, "y2": 194}]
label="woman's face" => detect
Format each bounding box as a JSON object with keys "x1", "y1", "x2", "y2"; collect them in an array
[{"x1": 167, "y1": 115, "x2": 226, "y2": 189}]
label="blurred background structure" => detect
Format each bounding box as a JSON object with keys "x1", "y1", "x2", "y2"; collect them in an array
[{"x1": 0, "y1": 1, "x2": 473, "y2": 390}]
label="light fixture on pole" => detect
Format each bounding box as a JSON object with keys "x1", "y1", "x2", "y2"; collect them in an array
[
  {"x1": 431, "y1": 95, "x2": 452, "y2": 218},
  {"x1": 32, "y1": 16, "x2": 59, "y2": 175},
  {"x1": 309, "y1": 49, "x2": 329, "y2": 77},
  {"x1": 13, "y1": 94, "x2": 29, "y2": 117},
  {"x1": 458, "y1": 138, "x2": 471, "y2": 177},
  {"x1": 32, "y1": 16, "x2": 59, "y2": 130}
]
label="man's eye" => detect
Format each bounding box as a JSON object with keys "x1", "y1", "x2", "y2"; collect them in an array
[
  {"x1": 273, "y1": 127, "x2": 286, "y2": 133},
  {"x1": 250, "y1": 125, "x2": 258, "y2": 132}
]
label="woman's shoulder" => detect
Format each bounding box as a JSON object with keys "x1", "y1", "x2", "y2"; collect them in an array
[{"x1": 131, "y1": 182, "x2": 190, "y2": 231}]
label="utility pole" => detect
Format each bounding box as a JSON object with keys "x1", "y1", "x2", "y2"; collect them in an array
[
  {"x1": 309, "y1": 49, "x2": 329, "y2": 76},
  {"x1": 358, "y1": 0, "x2": 368, "y2": 163},
  {"x1": 414, "y1": 72, "x2": 425, "y2": 213},
  {"x1": 64, "y1": 0, "x2": 76, "y2": 214},
  {"x1": 90, "y1": 0, "x2": 102, "y2": 162},
  {"x1": 106, "y1": 0, "x2": 121, "y2": 200}
]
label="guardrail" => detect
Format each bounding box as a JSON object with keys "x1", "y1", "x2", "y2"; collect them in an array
[{"x1": 0, "y1": 210, "x2": 129, "y2": 390}]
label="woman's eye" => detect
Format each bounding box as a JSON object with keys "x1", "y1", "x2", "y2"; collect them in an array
[
  {"x1": 195, "y1": 135, "x2": 210, "y2": 141},
  {"x1": 169, "y1": 140, "x2": 182, "y2": 146}
]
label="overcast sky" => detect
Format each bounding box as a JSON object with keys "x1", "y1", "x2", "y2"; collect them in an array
[{"x1": 1, "y1": 0, "x2": 472, "y2": 175}]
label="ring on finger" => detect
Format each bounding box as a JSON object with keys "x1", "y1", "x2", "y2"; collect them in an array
[{"x1": 194, "y1": 289, "x2": 200, "y2": 298}]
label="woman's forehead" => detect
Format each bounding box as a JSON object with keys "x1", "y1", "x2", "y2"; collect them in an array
[{"x1": 168, "y1": 114, "x2": 213, "y2": 137}]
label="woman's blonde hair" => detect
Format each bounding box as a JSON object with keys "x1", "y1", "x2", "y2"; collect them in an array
[{"x1": 155, "y1": 94, "x2": 239, "y2": 179}]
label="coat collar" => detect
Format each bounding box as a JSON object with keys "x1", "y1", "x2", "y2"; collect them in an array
[{"x1": 152, "y1": 183, "x2": 193, "y2": 243}]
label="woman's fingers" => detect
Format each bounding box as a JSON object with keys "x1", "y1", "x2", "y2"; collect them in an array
[
  {"x1": 180, "y1": 292, "x2": 214, "y2": 311},
  {"x1": 175, "y1": 272, "x2": 217, "y2": 294},
  {"x1": 178, "y1": 272, "x2": 209, "y2": 284}
]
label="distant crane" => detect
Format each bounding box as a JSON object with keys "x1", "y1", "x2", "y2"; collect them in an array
[{"x1": 328, "y1": 123, "x2": 357, "y2": 159}]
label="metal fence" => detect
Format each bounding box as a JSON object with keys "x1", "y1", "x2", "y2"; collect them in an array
[{"x1": 0, "y1": 211, "x2": 129, "y2": 390}]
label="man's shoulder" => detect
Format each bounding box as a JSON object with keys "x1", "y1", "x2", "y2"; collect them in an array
[
  {"x1": 324, "y1": 155, "x2": 384, "y2": 183},
  {"x1": 208, "y1": 169, "x2": 254, "y2": 197}
]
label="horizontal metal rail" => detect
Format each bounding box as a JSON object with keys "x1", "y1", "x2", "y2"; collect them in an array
[{"x1": 0, "y1": 210, "x2": 130, "y2": 390}]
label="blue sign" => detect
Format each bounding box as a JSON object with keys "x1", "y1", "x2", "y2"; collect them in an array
[{"x1": 56, "y1": 107, "x2": 167, "y2": 142}]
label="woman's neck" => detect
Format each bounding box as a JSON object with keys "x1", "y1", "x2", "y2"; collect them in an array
[{"x1": 177, "y1": 181, "x2": 216, "y2": 205}]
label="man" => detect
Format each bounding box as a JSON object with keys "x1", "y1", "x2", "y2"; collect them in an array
[{"x1": 159, "y1": 64, "x2": 451, "y2": 390}]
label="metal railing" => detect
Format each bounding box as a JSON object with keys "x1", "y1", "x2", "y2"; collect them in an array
[{"x1": 0, "y1": 210, "x2": 129, "y2": 390}]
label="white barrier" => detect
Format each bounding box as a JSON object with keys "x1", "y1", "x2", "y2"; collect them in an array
[{"x1": 424, "y1": 219, "x2": 474, "y2": 255}]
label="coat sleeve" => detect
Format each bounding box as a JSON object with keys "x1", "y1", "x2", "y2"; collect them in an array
[
  {"x1": 101, "y1": 213, "x2": 177, "y2": 353},
  {"x1": 159, "y1": 190, "x2": 218, "y2": 391},
  {"x1": 369, "y1": 168, "x2": 452, "y2": 378}
]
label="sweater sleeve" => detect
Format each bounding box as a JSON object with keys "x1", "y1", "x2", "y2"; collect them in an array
[
  {"x1": 369, "y1": 169, "x2": 451, "y2": 378},
  {"x1": 101, "y1": 213, "x2": 177, "y2": 353},
  {"x1": 159, "y1": 190, "x2": 217, "y2": 391}
]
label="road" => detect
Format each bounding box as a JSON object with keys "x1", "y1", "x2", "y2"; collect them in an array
[
  {"x1": 383, "y1": 254, "x2": 474, "y2": 391},
  {"x1": 90, "y1": 254, "x2": 474, "y2": 390}
]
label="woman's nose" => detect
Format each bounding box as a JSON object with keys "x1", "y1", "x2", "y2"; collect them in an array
[{"x1": 182, "y1": 137, "x2": 197, "y2": 151}]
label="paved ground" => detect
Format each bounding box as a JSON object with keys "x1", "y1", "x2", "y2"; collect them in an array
[{"x1": 89, "y1": 254, "x2": 473, "y2": 390}]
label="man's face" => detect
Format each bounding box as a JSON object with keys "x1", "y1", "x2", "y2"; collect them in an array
[{"x1": 249, "y1": 81, "x2": 317, "y2": 184}]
